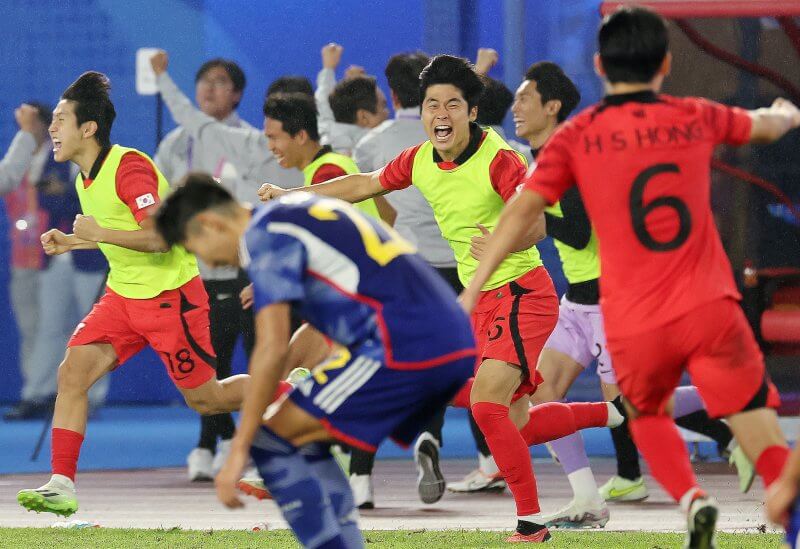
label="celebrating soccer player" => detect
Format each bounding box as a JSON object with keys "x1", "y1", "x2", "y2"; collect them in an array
[
  {"x1": 258, "y1": 54, "x2": 624, "y2": 543},
  {"x1": 16, "y1": 72, "x2": 250, "y2": 517},
  {"x1": 461, "y1": 7, "x2": 800, "y2": 548}
]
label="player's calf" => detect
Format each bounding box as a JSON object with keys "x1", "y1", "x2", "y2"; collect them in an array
[
  {"x1": 726, "y1": 406, "x2": 789, "y2": 489},
  {"x1": 181, "y1": 374, "x2": 249, "y2": 415},
  {"x1": 250, "y1": 425, "x2": 360, "y2": 549}
]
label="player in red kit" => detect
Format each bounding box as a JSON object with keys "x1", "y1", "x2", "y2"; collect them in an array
[{"x1": 462, "y1": 6, "x2": 800, "y2": 548}]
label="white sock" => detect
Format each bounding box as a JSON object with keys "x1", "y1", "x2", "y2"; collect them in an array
[
  {"x1": 679, "y1": 486, "x2": 703, "y2": 515},
  {"x1": 605, "y1": 401, "x2": 624, "y2": 427},
  {"x1": 517, "y1": 513, "x2": 543, "y2": 524},
  {"x1": 479, "y1": 453, "x2": 499, "y2": 475},
  {"x1": 567, "y1": 467, "x2": 602, "y2": 504},
  {"x1": 50, "y1": 474, "x2": 75, "y2": 492}
]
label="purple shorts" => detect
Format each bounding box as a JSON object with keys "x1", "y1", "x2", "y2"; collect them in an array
[{"x1": 544, "y1": 296, "x2": 616, "y2": 385}]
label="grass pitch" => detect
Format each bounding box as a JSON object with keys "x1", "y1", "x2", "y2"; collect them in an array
[{"x1": 0, "y1": 527, "x2": 783, "y2": 548}]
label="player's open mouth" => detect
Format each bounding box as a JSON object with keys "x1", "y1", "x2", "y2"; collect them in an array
[
  {"x1": 52, "y1": 139, "x2": 62, "y2": 152},
  {"x1": 434, "y1": 125, "x2": 453, "y2": 141},
  {"x1": 513, "y1": 118, "x2": 525, "y2": 128}
]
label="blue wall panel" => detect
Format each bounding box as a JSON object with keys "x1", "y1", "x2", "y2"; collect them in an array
[{"x1": 0, "y1": 0, "x2": 601, "y2": 403}]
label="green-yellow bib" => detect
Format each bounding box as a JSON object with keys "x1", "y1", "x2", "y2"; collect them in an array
[
  {"x1": 303, "y1": 151, "x2": 381, "y2": 219},
  {"x1": 75, "y1": 145, "x2": 198, "y2": 299},
  {"x1": 544, "y1": 202, "x2": 600, "y2": 284},
  {"x1": 411, "y1": 128, "x2": 542, "y2": 290}
]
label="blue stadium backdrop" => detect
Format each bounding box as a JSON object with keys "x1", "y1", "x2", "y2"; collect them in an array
[{"x1": 0, "y1": 0, "x2": 602, "y2": 404}]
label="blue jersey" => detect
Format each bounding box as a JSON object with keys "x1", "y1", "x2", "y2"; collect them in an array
[{"x1": 243, "y1": 193, "x2": 476, "y2": 368}]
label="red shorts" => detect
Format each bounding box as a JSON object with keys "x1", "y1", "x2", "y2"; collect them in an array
[
  {"x1": 471, "y1": 267, "x2": 559, "y2": 400},
  {"x1": 69, "y1": 276, "x2": 217, "y2": 390},
  {"x1": 607, "y1": 298, "x2": 780, "y2": 418}
]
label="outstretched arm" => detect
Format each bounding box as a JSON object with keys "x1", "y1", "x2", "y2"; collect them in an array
[
  {"x1": 748, "y1": 98, "x2": 800, "y2": 144},
  {"x1": 151, "y1": 50, "x2": 270, "y2": 167},
  {"x1": 259, "y1": 170, "x2": 388, "y2": 204}
]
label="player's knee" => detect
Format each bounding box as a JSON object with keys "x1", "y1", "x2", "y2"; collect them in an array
[
  {"x1": 56, "y1": 359, "x2": 91, "y2": 394},
  {"x1": 184, "y1": 394, "x2": 216, "y2": 415},
  {"x1": 471, "y1": 362, "x2": 519, "y2": 404},
  {"x1": 530, "y1": 382, "x2": 561, "y2": 404}
]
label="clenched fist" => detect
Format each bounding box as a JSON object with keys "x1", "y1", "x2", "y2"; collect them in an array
[
  {"x1": 41, "y1": 229, "x2": 71, "y2": 256},
  {"x1": 475, "y1": 48, "x2": 499, "y2": 75},
  {"x1": 73, "y1": 214, "x2": 104, "y2": 242},
  {"x1": 322, "y1": 43, "x2": 344, "y2": 70},
  {"x1": 150, "y1": 50, "x2": 169, "y2": 75},
  {"x1": 15, "y1": 104, "x2": 40, "y2": 134},
  {"x1": 258, "y1": 183, "x2": 289, "y2": 202}
]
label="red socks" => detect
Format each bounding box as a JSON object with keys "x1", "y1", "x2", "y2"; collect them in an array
[
  {"x1": 629, "y1": 415, "x2": 698, "y2": 501},
  {"x1": 520, "y1": 402, "x2": 608, "y2": 446},
  {"x1": 472, "y1": 401, "x2": 539, "y2": 515},
  {"x1": 51, "y1": 428, "x2": 85, "y2": 482},
  {"x1": 756, "y1": 445, "x2": 790, "y2": 488}
]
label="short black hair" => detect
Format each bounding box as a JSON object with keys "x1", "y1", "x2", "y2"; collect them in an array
[
  {"x1": 26, "y1": 101, "x2": 53, "y2": 127},
  {"x1": 328, "y1": 76, "x2": 380, "y2": 124},
  {"x1": 385, "y1": 52, "x2": 430, "y2": 109},
  {"x1": 476, "y1": 77, "x2": 513, "y2": 126},
  {"x1": 524, "y1": 62, "x2": 581, "y2": 122},
  {"x1": 155, "y1": 172, "x2": 236, "y2": 247},
  {"x1": 263, "y1": 92, "x2": 320, "y2": 142},
  {"x1": 267, "y1": 76, "x2": 314, "y2": 98},
  {"x1": 599, "y1": 6, "x2": 669, "y2": 84},
  {"x1": 61, "y1": 71, "x2": 116, "y2": 148},
  {"x1": 419, "y1": 55, "x2": 484, "y2": 110},
  {"x1": 196, "y1": 58, "x2": 246, "y2": 108}
]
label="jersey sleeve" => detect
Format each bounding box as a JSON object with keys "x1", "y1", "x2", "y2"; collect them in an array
[
  {"x1": 522, "y1": 125, "x2": 577, "y2": 205},
  {"x1": 115, "y1": 152, "x2": 161, "y2": 223},
  {"x1": 489, "y1": 149, "x2": 528, "y2": 202},
  {"x1": 310, "y1": 163, "x2": 349, "y2": 185},
  {"x1": 378, "y1": 144, "x2": 421, "y2": 191},
  {"x1": 245, "y1": 228, "x2": 307, "y2": 312},
  {"x1": 697, "y1": 98, "x2": 752, "y2": 146}
]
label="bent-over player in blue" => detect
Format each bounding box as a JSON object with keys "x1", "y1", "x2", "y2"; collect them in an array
[{"x1": 155, "y1": 173, "x2": 475, "y2": 549}]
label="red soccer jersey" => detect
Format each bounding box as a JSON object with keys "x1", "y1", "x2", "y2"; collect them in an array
[
  {"x1": 310, "y1": 163, "x2": 348, "y2": 184},
  {"x1": 524, "y1": 91, "x2": 752, "y2": 339}
]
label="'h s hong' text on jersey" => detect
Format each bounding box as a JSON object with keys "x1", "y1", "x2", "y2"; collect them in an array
[
  {"x1": 523, "y1": 92, "x2": 753, "y2": 339},
  {"x1": 243, "y1": 192, "x2": 476, "y2": 368}
]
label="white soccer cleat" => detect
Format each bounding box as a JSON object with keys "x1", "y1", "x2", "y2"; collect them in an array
[
  {"x1": 447, "y1": 468, "x2": 506, "y2": 493},
  {"x1": 17, "y1": 475, "x2": 78, "y2": 517},
  {"x1": 212, "y1": 439, "x2": 232, "y2": 475},
  {"x1": 599, "y1": 475, "x2": 649, "y2": 502},
  {"x1": 541, "y1": 498, "x2": 610, "y2": 529},
  {"x1": 187, "y1": 448, "x2": 214, "y2": 482},
  {"x1": 414, "y1": 432, "x2": 445, "y2": 504},
  {"x1": 685, "y1": 495, "x2": 718, "y2": 549},
  {"x1": 727, "y1": 444, "x2": 755, "y2": 494},
  {"x1": 349, "y1": 474, "x2": 374, "y2": 509}
]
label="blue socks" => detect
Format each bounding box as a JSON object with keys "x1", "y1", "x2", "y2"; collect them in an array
[
  {"x1": 250, "y1": 426, "x2": 363, "y2": 549},
  {"x1": 302, "y1": 443, "x2": 363, "y2": 548}
]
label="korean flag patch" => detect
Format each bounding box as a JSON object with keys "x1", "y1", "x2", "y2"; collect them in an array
[{"x1": 135, "y1": 193, "x2": 156, "y2": 210}]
